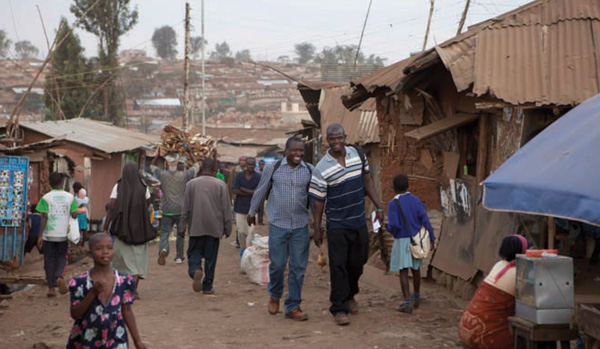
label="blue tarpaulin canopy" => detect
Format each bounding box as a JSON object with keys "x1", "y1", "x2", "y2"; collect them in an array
[{"x1": 483, "y1": 93, "x2": 600, "y2": 226}]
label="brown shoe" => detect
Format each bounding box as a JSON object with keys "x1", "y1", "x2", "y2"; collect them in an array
[
  {"x1": 46, "y1": 288, "x2": 56, "y2": 298},
  {"x1": 347, "y1": 298, "x2": 359, "y2": 314},
  {"x1": 56, "y1": 278, "x2": 68, "y2": 295},
  {"x1": 285, "y1": 308, "x2": 308, "y2": 321},
  {"x1": 334, "y1": 312, "x2": 350, "y2": 326},
  {"x1": 158, "y1": 249, "x2": 167, "y2": 266},
  {"x1": 192, "y1": 270, "x2": 204, "y2": 293},
  {"x1": 268, "y1": 297, "x2": 280, "y2": 315}
]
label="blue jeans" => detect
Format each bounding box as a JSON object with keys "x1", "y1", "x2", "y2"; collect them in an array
[
  {"x1": 268, "y1": 224, "x2": 309, "y2": 313},
  {"x1": 159, "y1": 215, "x2": 185, "y2": 260}
]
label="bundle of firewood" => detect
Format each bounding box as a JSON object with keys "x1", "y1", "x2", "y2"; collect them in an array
[{"x1": 157, "y1": 125, "x2": 216, "y2": 167}]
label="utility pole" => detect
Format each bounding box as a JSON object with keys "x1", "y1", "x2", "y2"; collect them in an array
[
  {"x1": 354, "y1": 0, "x2": 373, "y2": 73},
  {"x1": 422, "y1": 0, "x2": 436, "y2": 51},
  {"x1": 183, "y1": 2, "x2": 191, "y2": 131},
  {"x1": 456, "y1": 0, "x2": 471, "y2": 35},
  {"x1": 201, "y1": 0, "x2": 206, "y2": 136}
]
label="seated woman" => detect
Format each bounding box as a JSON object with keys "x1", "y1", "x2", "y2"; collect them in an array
[{"x1": 458, "y1": 234, "x2": 528, "y2": 349}]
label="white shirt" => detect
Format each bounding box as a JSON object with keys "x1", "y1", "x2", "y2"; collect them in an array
[{"x1": 110, "y1": 184, "x2": 151, "y2": 200}]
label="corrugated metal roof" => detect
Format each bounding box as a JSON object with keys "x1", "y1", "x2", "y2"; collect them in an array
[
  {"x1": 473, "y1": 19, "x2": 600, "y2": 105},
  {"x1": 350, "y1": 56, "x2": 417, "y2": 93},
  {"x1": 20, "y1": 119, "x2": 158, "y2": 154},
  {"x1": 320, "y1": 87, "x2": 379, "y2": 145},
  {"x1": 191, "y1": 126, "x2": 288, "y2": 148},
  {"x1": 342, "y1": 56, "x2": 417, "y2": 110},
  {"x1": 297, "y1": 81, "x2": 345, "y2": 126},
  {"x1": 401, "y1": 0, "x2": 600, "y2": 106}
]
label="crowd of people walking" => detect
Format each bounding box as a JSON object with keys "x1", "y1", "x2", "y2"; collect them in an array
[{"x1": 30, "y1": 122, "x2": 527, "y2": 348}]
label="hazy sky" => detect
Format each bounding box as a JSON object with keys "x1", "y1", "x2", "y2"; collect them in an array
[{"x1": 2, "y1": 0, "x2": 531, "y2": 64}]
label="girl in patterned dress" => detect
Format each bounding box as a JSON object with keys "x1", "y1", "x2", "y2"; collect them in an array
[{"x1": 67, "y1": 233, "x2": 146, "y2": 349}]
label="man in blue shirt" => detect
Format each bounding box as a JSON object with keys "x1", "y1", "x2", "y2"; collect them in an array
[
  {"x1": 233, "y1": 157, "x2": 261, "y2": 256},
  {"x1": 310, "y1": 123, "x2": 383, "y2": 326},
  {"x1": 247, "y1": 137, "x2": 313, "y2": 321}
]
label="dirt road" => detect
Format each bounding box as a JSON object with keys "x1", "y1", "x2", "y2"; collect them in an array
[{"x1": 0, "y1": 224, "x2": 467, "y2": 349}]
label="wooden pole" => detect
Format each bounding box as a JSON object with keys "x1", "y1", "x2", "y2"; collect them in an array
[
  {"x1": 476, "y1": 114, "x2": 489, "y2": 184},
  {"x1": 37, "y1": 6, "x2": 64, "y2": 120},
  {"x1": 353, "y1": 0, "x2": 373, "y2": 73},
  {"x1": 456, "y1": 0, "x2": 471, "y2": 35},
  {"x1": 182, "y1": 3, "x2": 191, "y2": 131},
  {"x1": 201, "y1": 0, "x2": 206, "y2": 136},
  {"x1": 422, "y1": 0, "x2": 436, "y2": 51},
  {"x1": 548, "y1": 217, "x2": 556, "y2": 249}
]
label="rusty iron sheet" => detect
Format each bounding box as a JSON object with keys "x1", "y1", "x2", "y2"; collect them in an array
[
  {"x1": 320, "y1": 87, "x2": 378, "y2": 145},
  {"x1": 432, "y1": 179, "x2": 478, "y2": 281},
  {"x1": 400, "y1": 0, "x2": 600, "y2": 107},
  {"x1": 20, "y1": 119, "x2": 158, "y2": 154}
]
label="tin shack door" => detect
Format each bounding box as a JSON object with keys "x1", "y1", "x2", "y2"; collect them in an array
[{"x1": 0, "y1": 156, "x2": 29, "y2": 266}]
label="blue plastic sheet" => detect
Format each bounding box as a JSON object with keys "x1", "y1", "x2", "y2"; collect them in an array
[{"x1": 483, "y1": 94, "x2": 600, "y2": 226}]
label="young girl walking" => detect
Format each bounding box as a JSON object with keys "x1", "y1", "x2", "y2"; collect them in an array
[
  {"x1": 387, "y1": 174, "x2": 435, "y2": 314},
  {"x1": 67, "y1": 233, "x2": 146, "y2": 349}
]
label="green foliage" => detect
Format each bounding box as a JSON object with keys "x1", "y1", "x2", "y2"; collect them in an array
[
  {"x1": 152, "y1": 25, "x2": 178, "y2": 61},
  {"x1": 315, "y1": 45, "x2": 364, "y2": 65},
  {"x1": 43, "y1": 19, "x2": 98, "y2": 120},
  {"x1": 234, "y1": 49, "x2": 252, "y2": 63},
  {"x1": 210, "y1": 41, "x2": 231, "y2": 60},
  {"x1": 190, "y1": 36, "x2": 207, "y2": 59},
  {"x1": 14, "y1": 40, "x2": 39, "y2": 59},
  {"x1": 0, "y1": 29, "x2": 12, "y2": 58},
  {"x1": 70, "y1": 0, "x2": 138, "y2": 125},
  {"x1": 16, "y1": 92, "x2": 44, "y2": 113},
  {"x1": 294, "y1": 42, "x2": 315, "y2": 64}
]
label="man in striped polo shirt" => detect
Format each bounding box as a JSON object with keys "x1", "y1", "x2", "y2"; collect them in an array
[{"x1": 310, "y1": 123, "x2": 384, "y2": 326}]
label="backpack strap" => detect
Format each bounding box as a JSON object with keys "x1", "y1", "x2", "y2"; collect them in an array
[
  {"x1": 393, "y1": 198, "x2": 416, "y2": 246},
  {"x1": 350, "y1": 145, "x2": 366, "y2": 175},
  {"x1": 265, "y1": 159, "x2": 282, "y2": 200}
]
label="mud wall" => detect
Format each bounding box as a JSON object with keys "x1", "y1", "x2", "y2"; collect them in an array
[{"x1": 376, "y1": 95, "x2": 442, "y2": 211}]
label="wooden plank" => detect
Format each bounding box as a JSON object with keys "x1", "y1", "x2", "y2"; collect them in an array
[
  {"x1": 579, "y1": 305, "x2": 600, "y2": 340},
  {"x1": 548, "y1": 217, "x2": 556, "y2": 249},
  {"x1": 404, "y1": 113, "x2": 480, "y2": 141},
  {"x1": 443, "y1": 151, "x2": 460, "y2": 180},
  {"x1": 0, "y1": 276, "x2": 46, "y2": 285}
]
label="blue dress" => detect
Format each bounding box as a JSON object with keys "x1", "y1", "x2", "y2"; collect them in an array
[{"x1": 67, "y1": 270, "x2": 135, "y2": 349}]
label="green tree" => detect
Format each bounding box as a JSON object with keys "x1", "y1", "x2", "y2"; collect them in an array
[
  {"x1": 316, "y1": 45, "x2": 364, "y2": 65},
  {"x1": 152, "y1": 25, "x2": 178, "y2": 61},
  {"x1": 235, "y1": 49, "x2": 252, "y2": 62},
  {"x1": 70, "y1": 0, "x2": 138, "y2": 125},
  {"x1": 14, "y1": 40, "x2": 39, "y2": 59},
  {"x1": 16, "y1": 92, "x2": 44, "y2": 113},
  {"x1": 190, "y1": 36, "x2": 207, "y2": 60},
  {"x1": 210, "y1": 41, "x2": 231, "y2": 60},
  {"x1": 43, "y1": 19, "x2": 97, "y2": 120},
  {"x1": 210, "y1": 41, "x2": 234, "y2": 66},
  {"x1": 0, "y1": 29, "x2": 12, "y2": 58},
  {"x1": 294, "y1": 42, "x2": 315, "y2": 64}
]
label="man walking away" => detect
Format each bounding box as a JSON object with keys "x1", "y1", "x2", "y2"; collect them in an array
[
  {"x1": 247, "y1": 137, "x2": 313, "y2": 321},
  {"x1": 151, "y1": 157, "x2": 199, "y2": 265},
  {"x1": 232, "y1": 157, "x2": 260, "y2": 256},
  {"x1": 179, "y1": 158, "x2": 232, "y2": 294},
  {"x1": 310, "y1": 123, "x2": 384, "y2": 326},
  {"x1": 36, "y1": 172, "x2": 79, "y2": 297}
]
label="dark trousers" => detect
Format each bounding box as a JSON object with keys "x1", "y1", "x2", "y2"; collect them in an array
[
  {"x1": 327, "y1": 225, "x2": 369, "y2": 315},
  {"x1": 187, "y1": 236, "x2": 220, "y2": 291},
  {"x1": 43, "y1": 240, "x2": 68, "y2": 288}
]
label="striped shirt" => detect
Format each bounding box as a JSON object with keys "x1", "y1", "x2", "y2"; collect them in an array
[
  {"x1": 248, "y1": 158, "x2": 314, "y2": 230},
  {"x1": 309, "y1": 146, "x2": 369, "y2": 230}
]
